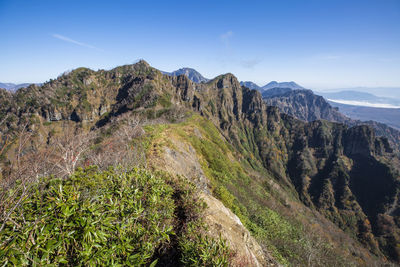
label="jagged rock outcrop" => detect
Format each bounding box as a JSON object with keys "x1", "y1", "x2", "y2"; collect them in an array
[
  {"x1": 262, "y1": 88, "x2": 400, "y2": 153},
  {"x1": 263, "y1": 89, "x2": 351, "y2": 123}
]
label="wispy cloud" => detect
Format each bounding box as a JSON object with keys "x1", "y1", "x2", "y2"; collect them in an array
[
  {"x1": 314, "y1": 53, "x2": 342, "y2": 60},
  {"x1": 240, "y1": 58, "x2": 262, "y2": 69},
  {"x1": 220, "y1": 30, "x2": 233, "y2": 47},
  {"x1": 52, "y1": 34, "x2": 103, "y2": 51},
  {"x1": 220, "y1": 30, "x2": 233, "y2": 41}
]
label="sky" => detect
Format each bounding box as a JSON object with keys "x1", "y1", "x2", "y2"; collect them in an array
[{"x1": 0, "y1": 0, "x2": 399, "y2": 90}]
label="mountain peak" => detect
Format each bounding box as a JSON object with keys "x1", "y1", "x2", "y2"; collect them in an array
[
  {"x1": 162, "y1": 67, "x2": 209, "y2": 83},
  {"x1": 240, "y1": 81, "x2": 261, "y2": 90},
  {"x1": 262, "y1": 81, "x2": 304, "y2": 91},
  {"x1": 135, "y1": 59, "x2": 150, "y2": 67}
]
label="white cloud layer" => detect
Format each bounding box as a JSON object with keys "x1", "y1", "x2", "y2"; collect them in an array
[{"x1": 328, "y1": 99, "x2": 400, "y2": 109}]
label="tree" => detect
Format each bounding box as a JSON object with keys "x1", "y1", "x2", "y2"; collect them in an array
[{"x1": 50, "y1": 124, "x2": 94, "y2": 177}]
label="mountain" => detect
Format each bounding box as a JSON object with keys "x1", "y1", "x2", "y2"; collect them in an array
[
  {"x1": 162, "y1": 67, "x2": 209, "y2": 83},
  {"x1": 263, "y1": 89, "x2": 350, "y2": 122},
  {"x1": 325, "y1": 87, "x2": 400, "y2": 99},
  {"x1": 262, "y1": 87, "x2": 293, "y2": 98},
  {"x1": 318, "y1": 90, "x2": 400, "y2": 108},
  {"x1": 240, "y1": 80, "x2": 305, "y2": 92},
  {"x1": 1, "y1": 61, "x2": 400, "y2": 265},
  {"x1": 262, "y1": 88, "x2": 400, "y2": 153},
  {"x1": 0, "y1": 82, "x2": 37, "y2": 92},
  {"x1": 328, "y1": 101, "x2": 400, "y2": 130},
  {"x1": 240, "y1": 81, "x2": 261, "y2": 90},
  {"x1": 262, "y1": 81, "x2": 304, "y2": 91}
]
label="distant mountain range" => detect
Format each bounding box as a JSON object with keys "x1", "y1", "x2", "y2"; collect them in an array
[
  {"x1": 240, "y1": 80, "x2": 304, "y2": 91},
  {"x1": 317, "y1": 90, "x2": 400, "y2": 108},
  {"x1": 262, "y1": 81, "x2": 304, "y2": 91},
  {"x1": 161, "y1": 68, "x2": 209, "y2": 83},
  {"x1": 0, "y1": 83, "x2": 38, "y2": 92},
  {"x1": 239, "y1": 81, "x2": 261, "y2": 90},
  {"x1": 324, "y1": 87, "x2": 400, "y2": 99}
]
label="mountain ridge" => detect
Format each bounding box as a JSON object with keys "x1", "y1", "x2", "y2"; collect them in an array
[{"x1": 1, "y1": 60, "x2": 400, "y2": 265}]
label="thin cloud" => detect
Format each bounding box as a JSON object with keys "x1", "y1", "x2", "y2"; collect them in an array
[
  {"x1": 220, "y1": 30, "x2": 234, "y2": 48},
  {"x1": 52, "y1": 34, "x2": 103, "y2": 51},
  {"x1": 240, "y1": 58, "x2": 262, "y2": 69},
  {"x1": 314, "y1": 53, "x2": 342, "y2": 60},
  {"x1": 220, "y1": 30, "x2": 233, "y2": 41}
]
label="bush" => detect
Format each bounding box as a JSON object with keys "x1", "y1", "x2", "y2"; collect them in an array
[{"x1": 0, "y1": 167, "x2": 230, "y2": 266}]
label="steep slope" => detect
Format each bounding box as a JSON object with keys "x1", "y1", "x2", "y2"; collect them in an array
[
  {"x1": 262, "y1": 87, "x2": 294, "y2": 98},
  {"x1": 1, "y1": 61, "x2": 400, "y2": 264},
  {"x1": 262, "y1": 89, "x2": 400, "y2": 153},
  {"x1": 263, "y1": 89, "x2": 350, "y2": 122}
]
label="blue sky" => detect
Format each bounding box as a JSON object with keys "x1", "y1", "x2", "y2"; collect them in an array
[{"x1": 0, "y1": 0, "x2": 399, "y2": 89}]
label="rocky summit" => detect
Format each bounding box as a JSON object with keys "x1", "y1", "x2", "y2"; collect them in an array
[{"x1": 1, "y1": 61, "x2": 400, "y2": 266}]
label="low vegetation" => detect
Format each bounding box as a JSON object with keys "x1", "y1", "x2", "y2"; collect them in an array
[{"x1": 0, "y1": 167, "x2": 230, "y2": 266}]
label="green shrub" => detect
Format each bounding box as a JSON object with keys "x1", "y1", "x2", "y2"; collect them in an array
[
  {"x1": 0, "y1": 167, "x2": 174, "y2": 266},
  {"x1": 0, "y1": 167, "x2": 230, "y2": 266},
  {"x1": 179, "y1": 223, "x2": 229, "y2": 267}
]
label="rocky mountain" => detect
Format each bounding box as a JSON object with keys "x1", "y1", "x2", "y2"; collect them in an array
[
  {"x1": 240, "y1": 81, "x2": 261, "y2": 90},
  {"x1": 263, "y1": 89, "x2": 350, "y2": 122},
  {"x1": 1, "y1": 61, "x2": 400, "y2": 265},
  {"x1": 262, "y1": 87, "x2": 294, "y2": 98},
  {"x1": 262, "y1": 81, "x2": 304, "y2": 91},
  {"x1": 162, "y1": 67, "x2": 209, "y2": 83},
  {"x1": 240, "y1": 81, "x2": 305, "y2": 93},
  {"x1": 262, "y1": 88, "x2": 400, "y2": 153}
]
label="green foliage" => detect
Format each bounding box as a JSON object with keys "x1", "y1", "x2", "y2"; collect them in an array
[
  {"x1": 158, "y1": 93, "x2": 172, "y2": 108},
  {"x1": 0, "y1": 167, "x2": 230, "y2": 266},
  {"x1": 146, "y1": 115, "x2": 348, "y2": 266},
  {"x1": 179, "y1": 224, "x2": 230, "y2": 267}
]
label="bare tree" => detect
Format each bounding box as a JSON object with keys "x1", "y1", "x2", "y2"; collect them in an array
[
  {"x1": 0, "y1": 124, "x2": 36, "y2": 232},
  {"x1": 50, "y1": 125, "x2": 95, "y2": 177},
  {"x1": 87, "y1": 114, "x2": 146, "y2": 170}
]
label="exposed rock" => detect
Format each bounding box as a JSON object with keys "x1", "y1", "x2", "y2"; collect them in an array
[{"x1": 147, "y1": 133, "x2": 277, "y2": 266}]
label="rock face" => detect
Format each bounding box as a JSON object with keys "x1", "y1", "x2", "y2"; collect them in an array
[
  {"x1": 147, "y1": 133, "x2": 277, "y2": 266},
  {"x1": 2, "y1": 61, "x2": 400, "y2": 263},
  {"x1": 263, "y1": 89, "x2": 350, "y2": 123},
  {"x1": 262, "y1": 88, "x2": 400, "y2": 152}
]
